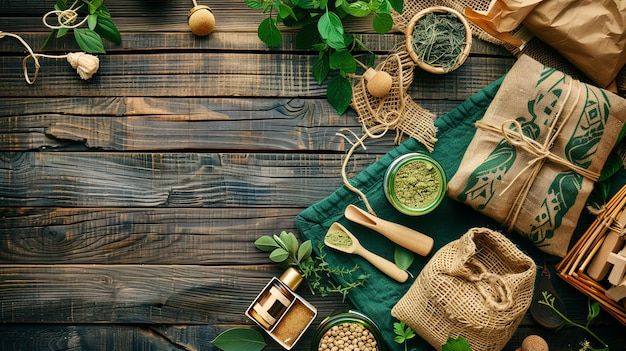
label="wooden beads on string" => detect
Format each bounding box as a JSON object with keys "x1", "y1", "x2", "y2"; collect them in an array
[{"x1": 188, "y1": 4, "x2": 215, "y2": 36}]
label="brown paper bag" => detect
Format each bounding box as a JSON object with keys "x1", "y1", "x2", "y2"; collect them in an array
[
  {"x1": 447, "y1": 55, "x2": 626, "y2": 257},
  {"x1": 392, "y1": 227, "x2": 536, "y2": 351},
  {"x1": 465, "y1": 0, "x2": 626, "y2": 88}
]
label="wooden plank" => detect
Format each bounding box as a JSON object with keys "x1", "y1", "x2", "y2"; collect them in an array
[
  {"x1": 0, "y1": 207, "x2": 301, "y2": 265},
  {"x1": 0, "y1": 97, "x2": 353, "y2": 151},
  {"x1": 0, "y1": 32, "x2": 511, "y2": 57},
  {"x1": 0, "y1": 97, "x2": 419, "y2": 152},
  {"x1": 0, "y1": 264, "x2": 350, "y2": 324},
  {"x1": 0, "y1": 324, "x2": 217, "y2": 351},
  {"x1": 0, "y1": 54, "x2": 513, "y2": 98},
  {"x1": 0, "y1": 152, "x2": 380, "y2": 207},
  {"x1": 0, "y1": 265, "x2": 622, "y2": 350}
]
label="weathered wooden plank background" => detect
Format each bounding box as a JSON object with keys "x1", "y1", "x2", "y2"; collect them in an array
[{"x1": 1, "y1": 1, "x2": 625, "y2": 350}]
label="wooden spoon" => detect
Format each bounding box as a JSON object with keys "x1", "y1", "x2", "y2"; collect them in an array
[
  {"x1": 324, "y1": 222, "x2": 408, "y2": 283},
  {"x1": 344, "y1": 204, "x2": 434, "y2": 256}
]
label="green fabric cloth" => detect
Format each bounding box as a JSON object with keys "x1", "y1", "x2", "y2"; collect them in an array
[{"x1": 295, "y1": 76, "x2": 626, "y2": 351}]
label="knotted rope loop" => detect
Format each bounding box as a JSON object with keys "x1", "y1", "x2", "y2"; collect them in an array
[{"x1": 43, "y1": 8, "x2": 89, "y2": 29}]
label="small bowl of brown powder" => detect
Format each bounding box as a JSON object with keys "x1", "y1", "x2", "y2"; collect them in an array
[
  {"x1": 384, "y1": 153, "x2": 447, "y2": 216},
  {"x1": 311, "y1": 310, "x2": 384, "y2": 351}
]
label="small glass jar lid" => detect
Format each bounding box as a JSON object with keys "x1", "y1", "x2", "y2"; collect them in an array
[
  {"x1": 384, "y1": 153, "x2": 446, "y2": 216},
  {"x1": 310, "y1": 310, "x2": 385, "y2": 351}
]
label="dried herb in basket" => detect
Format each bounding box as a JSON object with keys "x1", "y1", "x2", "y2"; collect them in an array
[{"x1": 409, "y1": 12, "x2": 468, "y2": 72}]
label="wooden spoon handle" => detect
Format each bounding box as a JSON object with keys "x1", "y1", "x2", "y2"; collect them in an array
[
  {"x1": 345, "y1": 205, "x2": 434, "y2": 256},
  {"x1": 355, "y1": 246, "x2": 408, "y2": 283}
]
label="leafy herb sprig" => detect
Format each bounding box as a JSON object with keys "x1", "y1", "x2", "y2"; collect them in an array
[
  {"x1": 245, "y1": 0, "x2": 404, "y2": 114},
  {"x1": 254, "y1": 231, "x2": 368, "y2": 301},
  {"x1": 43, "y1": 0, "x2": 121, "y2": 53},
  {"x1": 538, "y1": 291, "x2": 608, "y2": 351},
  {"x1": 393, "y1": 321, "x2": 416, "y2": 351}
]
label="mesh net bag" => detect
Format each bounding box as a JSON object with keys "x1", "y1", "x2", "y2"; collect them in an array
[{"x1": 391, "y1": 227, "x2": 536, "y2": 351}]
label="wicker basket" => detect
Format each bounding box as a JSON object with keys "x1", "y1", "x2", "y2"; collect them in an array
[
  {"x1": 405, "y1": 6, "x2": 472, "y2": 74},
  {"x1": 556, "y1": 183, "x2": 626, "y2": 325}
]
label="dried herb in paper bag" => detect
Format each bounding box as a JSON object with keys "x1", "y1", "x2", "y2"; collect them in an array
[
  {"x1": 465, "y1": 0, "x2": 626, "y2": 88},
  {"x1": 448, "y1": 55, "x2": 626, "y2": 257}
]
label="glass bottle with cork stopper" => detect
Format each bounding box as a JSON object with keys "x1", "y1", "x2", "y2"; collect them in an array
[{"x1": 246, "y1": 267, "x2": 317, "y2": 350}]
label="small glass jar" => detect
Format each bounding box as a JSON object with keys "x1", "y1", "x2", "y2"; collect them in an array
[
  {"x1": 310, "y1": 310, "x2": 385, "y2": 351},
  {"x1": 384, "y1": 152, "x2": 446, "y2": 216}
]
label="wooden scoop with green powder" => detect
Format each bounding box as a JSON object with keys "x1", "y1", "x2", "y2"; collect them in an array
[{"x1": 324, "y1": 222, "x2": 408, "y2": 283}]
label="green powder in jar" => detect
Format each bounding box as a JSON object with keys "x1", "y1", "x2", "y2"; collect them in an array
[
  {"x1": 326, "y1": 230, "x2": 352, "y2": 248},
  {"x1": 393, "y1": 160, "x2": 441, "y2": 209}
]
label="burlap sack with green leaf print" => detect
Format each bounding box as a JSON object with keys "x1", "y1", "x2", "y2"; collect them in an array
[{"x1": 447, "y1": 55, "x2": 626, "y2": 257}]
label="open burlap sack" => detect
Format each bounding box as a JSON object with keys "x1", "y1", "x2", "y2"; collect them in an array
[
  {"x1": 392, "y1": 227, "x2": 536, "y2": 351},
  {"x1": 447, "y1": 55, "x2": 626, "y2": 257}
]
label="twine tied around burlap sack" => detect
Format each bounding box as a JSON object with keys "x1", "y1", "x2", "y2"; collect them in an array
[
  {"x1": 475, "y1": 78, "x2": 600, "y2": 233},
  {"x1": 338, "y1": 46, "x2": 437, "y2": 215},
  {"x1": 392, "y1": 227, "x2": 536, "y2": 351}
]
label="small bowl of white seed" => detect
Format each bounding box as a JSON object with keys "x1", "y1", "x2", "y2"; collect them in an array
[{"x1": 311, "y1": 310, "x2": 384, "y2": 351}]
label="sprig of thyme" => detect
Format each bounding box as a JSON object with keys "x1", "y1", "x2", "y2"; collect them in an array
[
  {"x1": 538, "y1": 291, "x2": 608, "y2": 350},
  {"x1": 254, "y1": 231, "x2": 368, "y2": 301}
]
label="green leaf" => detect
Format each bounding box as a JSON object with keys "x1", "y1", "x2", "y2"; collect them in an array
[
  {"x1": 258, "y1": 17, "x2": 283, "y2": 47},
  {"x1": 95, "y1": 16, "x2": 121, "y2": 43},
  {"x1": 254, "y1": 235, "x2": 280, "y2": 252},
  {"x1": 442, "y1": 336, "x2": 473, "y2": 351},
  {"x1": 55, "y1": 0, "x2": 67, "y2": 11},
  {"x1": 245, "y1": 0, "x2": 264, "y2": 9},
  {"x1": 88, "y1": 0, "x2": 103, "y2": 14},
  {"x1": 394, "y1": 246, "x2": 414, "y2": 270},
  {"x1": 389, "y1": 0, "x2": 404, "y2": 13},
  {"x1": 295, "y1": 23, "x2": 321, "y2": 49},
  {"x1": 269, "y1": 247, "x2": 290, "y2": 262},
  {"x1": 588, "y1": 300, "x2": 601, "y2": 321},
  {"x1": 341, "y1": 1, "x2": 371, "y2": 17},
  {"x1": 372, "y1": 12, "x2": 393, "y2": 34},
  {"x1": 277, "y1": 2, "x2": 297, "y2": 21},
  {"x1": 312, "y1": 52, "x2": 330, "y2": 84},
  {"x1": 371, "y1": 0, "x2": 391, "y2": 13},
  {"x1": 74, "y1": 28, "x2": 105, "y2": 53},
  {"x1": 318, "y1": 12, "x2": 346, "y2": 49},
  {"x1": 280, "y1": 231, "x2": 299, "y2": 255},
  {"x1": 327, "y1": 75, "x2": 352, "y2": 114},
  {"x1": 211, "y1": 328, "x2": 266, "y2": 351},
  {"x1": 329, "y1": 49, "x2": 356, "y2": 74},
  {"x1": 296, "y1": 0, "x2": 318, "y2": 9},
  {"x1": 96, "y1": 4, "x2": 112, "y2": 18},
  {"x1": 56, "y1": 27, "x2": 69, "y2": 39},
  {"x1": 297, "y1": 240, "x2": 313, "y2": 262},
  {"x1": 88, "y1": 13, "x2": 98, "y2": 31},
  {"x1": 41, "y1": 30, "x2": 56, "y2": 49}
]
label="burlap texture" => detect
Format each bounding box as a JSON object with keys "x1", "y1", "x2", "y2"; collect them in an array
[
  {"x1": 351, "y1": 47, "x2": 437, "y2": 151},
  {"x1": 391, "y1": 227, "x2": 536, "y2": 351},
  {"x1": 447, "y1": 55, "x2": 626, "y2": 257}
]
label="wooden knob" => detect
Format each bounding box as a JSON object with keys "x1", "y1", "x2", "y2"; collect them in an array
[
  {"x1": 363, "y1": 68, "x2": 392, "y2": 97},
  {"x1": 188, "y1": 5, "x2": 215, "y2": 36}
]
